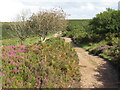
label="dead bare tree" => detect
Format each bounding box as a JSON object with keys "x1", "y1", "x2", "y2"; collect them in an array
[{"x1": 9, "y1": 9, "x2": 31, "y2": 44}]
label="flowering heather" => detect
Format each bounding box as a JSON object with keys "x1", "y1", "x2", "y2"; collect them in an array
[
  {"x1": 97, "y1": 46, "x2": 114, "y2": 50},
  {"x1": 2, "y1": 38, "x2": 80, "y2": 88}
]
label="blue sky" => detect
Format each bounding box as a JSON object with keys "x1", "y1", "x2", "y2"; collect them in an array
[{"x1": 0, "y1": 0, "x2": 119, "y2": 22}]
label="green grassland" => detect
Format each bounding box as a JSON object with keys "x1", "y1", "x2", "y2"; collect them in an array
[{"x1": 68, "y1": 19, "x2": 90, "y2": 25}]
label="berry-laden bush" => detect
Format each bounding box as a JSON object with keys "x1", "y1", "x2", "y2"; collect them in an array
[
  {"x1": 2, "y1": 38, "x2": 80, "y2": 88},
  {"x1": 29, "y1": 8, "x2": 68, "y2": 42}
]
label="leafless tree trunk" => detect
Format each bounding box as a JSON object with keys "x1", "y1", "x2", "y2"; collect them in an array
[{"x1": 8, "y1": 9, "x2": 31, "y2": 45}]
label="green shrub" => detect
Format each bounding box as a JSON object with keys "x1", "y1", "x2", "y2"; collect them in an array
[
  {"x1": 2, "y1": 38, "x2": 80, "y2": 88},
  {"x1": 89, "y1": 8, "x2": 120, "y2": 41},
  {"x1": 86, "y1": 9, "x2": 120, "y2": 69},
  {"x1": 87, "y1": 39, "x2": 120, "y2": 69},
  {"x1": 62, "y1": 19, "x2": 91, "y2": 45}
]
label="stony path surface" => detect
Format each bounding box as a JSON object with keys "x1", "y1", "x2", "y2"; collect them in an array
[{"x1": 62, "y1": 37, "x2": 119, "y2": 88}]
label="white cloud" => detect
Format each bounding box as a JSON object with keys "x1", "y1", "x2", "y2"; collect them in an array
[
  {"x1": 0, "y1": 0, "x2": 40, "y2": 22},
  {"x1": 80, "y1": 3, "x2": 95, "y2": 10},
  {"x1": 17, "y1": 0, "x2": 120, "y2": 2},
  {"x1": 0, "y1": 0, "x2": 24, "y2": 22},
  {"x1": 0, "y1": 0, "x2": 119, "y2": 22},
  {"x1": 64, "y1": 2, "x2": 107, "y2": 19}
]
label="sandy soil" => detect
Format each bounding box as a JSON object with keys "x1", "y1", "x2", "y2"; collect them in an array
[{"x1": 62, "y1": 37, "x2": 119, "y2": 88}]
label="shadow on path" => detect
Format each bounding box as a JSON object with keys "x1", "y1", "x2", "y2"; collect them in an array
[
  {"x1": 94, "y1": 60, "x2": 119, "y2": 88},
  {"x1": 62, "y1": 37, "x2": 119, "y2": 88}
]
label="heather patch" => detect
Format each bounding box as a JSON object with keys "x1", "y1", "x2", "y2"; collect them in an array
[{"x1": 2, "y1": 38, "x2": 80, "y2": 88}]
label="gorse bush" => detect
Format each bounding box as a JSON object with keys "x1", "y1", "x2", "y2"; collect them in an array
[
  {"x1": 2, "y1": 38, "x2": 80, "y2": 88},
  {"x1": 89, "y1": 8, "x2": 120, "y2": 40},
  {"x1": 87, "y1": 9, "x2": 120, "y2": 68}
]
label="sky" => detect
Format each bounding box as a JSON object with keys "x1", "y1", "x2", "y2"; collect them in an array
[{"x1": 0, "y1": 0, "x2": 120, "y2": 22}]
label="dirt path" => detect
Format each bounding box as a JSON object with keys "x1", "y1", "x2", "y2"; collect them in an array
[{"x1": 62, "y1": 37, "x2": 119, "y2": 88}]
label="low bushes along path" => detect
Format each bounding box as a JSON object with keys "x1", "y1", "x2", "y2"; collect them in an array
[{"x1": 62, "y1": 37, "x2": 119, "y2": 88}]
